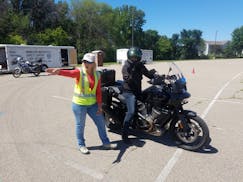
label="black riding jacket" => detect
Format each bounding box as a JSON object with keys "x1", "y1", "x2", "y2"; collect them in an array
[{"x1": 122, "y1": 60, "x2": 155, "y2": 97}]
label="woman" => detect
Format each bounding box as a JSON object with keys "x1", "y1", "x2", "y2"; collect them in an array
[{"x1": 46, "y1": 53, "x2": 117, "y2": 154}]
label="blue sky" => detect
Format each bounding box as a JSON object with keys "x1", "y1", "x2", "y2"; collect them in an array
[{"x1": 62, "y1": 0, "x2": 243, "y2": 41}]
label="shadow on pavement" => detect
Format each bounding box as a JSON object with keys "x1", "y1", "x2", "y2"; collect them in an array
[
  {"x1": 88, "y1": 129, "x2": 218, "y2": 163},
  {"x1": 87, "y1": 137, "x2": 146, "y2": 163},
  {"x1": 111, "y1": 139, "x2": 146, "y2": 163},
  {"x1": 107, "y1": 129, "x2": 218, "y2": 156}
]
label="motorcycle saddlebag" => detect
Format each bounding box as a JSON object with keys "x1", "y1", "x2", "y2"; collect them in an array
[{"x1": 99, "y1": 69, "x2": 116, "y2": 87}]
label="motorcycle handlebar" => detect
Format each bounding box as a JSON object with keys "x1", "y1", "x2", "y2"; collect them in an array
[
  {"x1": 148, "y1": 74, "x2": 178, "y2": 85},
  {"x1": 148, "y1": 74, "x2": 165, "y2": 85}
]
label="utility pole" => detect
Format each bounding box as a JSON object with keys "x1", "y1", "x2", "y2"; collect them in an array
[{"x1": 131, "y1": 11, "x2": 134, "y2": 47}]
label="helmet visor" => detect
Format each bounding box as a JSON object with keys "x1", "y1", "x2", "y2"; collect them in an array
[{"x1": 130, "y1": 56, "x2": 140, "y2": 62}]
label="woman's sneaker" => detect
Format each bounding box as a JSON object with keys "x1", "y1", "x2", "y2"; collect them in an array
[{"x1": 79, "y1": 146, "x2": 90, "y2": 154}]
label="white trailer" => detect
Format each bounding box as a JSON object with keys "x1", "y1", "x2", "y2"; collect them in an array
[
  {"x1": 0, "y1": 44, "x2": 77, "y2": 72},
  {"x1": 116, "y1": 48, "x2": 153, "y2": 65}
]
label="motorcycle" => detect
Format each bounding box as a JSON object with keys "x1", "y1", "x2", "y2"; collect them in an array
[
  {"x1": 101, "y1": 62, "x2": 210, "y2": 151},
  {"x1": 12, "y1": 57, "x2": 42, "y2": 78}
]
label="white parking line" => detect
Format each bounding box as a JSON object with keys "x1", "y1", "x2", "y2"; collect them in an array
[
  {"x1": 191, "y1": 96, "x2": 243, "y2": 105},
  {"x1": 65, "y1": 160, "x2": 104, "y2": 180},
  {"x1": 201, "y1": 72, "x2": 242, "y2": 119},
  {"x1": 42, "y1": 148, "x2": 104, "y2": 180},
  {"x1": 52, "y1": 95, "x2": 71, "y2": 101},
  {"x1": 155, "y1": 72, "x2": 243, "y2": 182}
]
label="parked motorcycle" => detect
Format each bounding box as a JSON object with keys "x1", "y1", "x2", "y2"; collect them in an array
[
  {"x1": 101, "y1": 62, "x2": 210, "y2": 151},
  {"x1": 12, "y1": 57, "x2": 42, "y2": 78}
]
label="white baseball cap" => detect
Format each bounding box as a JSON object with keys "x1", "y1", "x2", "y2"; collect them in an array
[{"x1": 82, "y1": 53, "x2": 95, "y2": 63}]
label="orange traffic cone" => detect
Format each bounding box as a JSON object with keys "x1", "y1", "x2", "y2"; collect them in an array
[{"x1": 192, "y1": 67, "x2": 195, "y2": 74}]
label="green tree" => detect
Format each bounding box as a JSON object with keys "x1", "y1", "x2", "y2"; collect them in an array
[
  {"x1": 156, "y1": 36, "x2": 172, "y2": 60},
  {"x1": 223, "y1": 41, "x2": 235, "y2": 58},
  {"x1": 231, "y1": 26, "x2": 243, "y2": 57},
  {"x1": 0, "y1": 1, "x2": 13, "y2": 43},
  {"x1": 170, "y1": 34, "x2": 180, "y2": 60},
  {"x1": 141, "y1": 29, "x2": 159, "y2": 48},
  {"x1": 140, "y1": 30, "x2": 160, "y2": 60},
  {"x1": 8, "y1": 34, "x2": 27, "y2": 44},
  {"x1": 180, "y1": 29, "x2": 204, "y2": 59},
  {"x1": 10, "y1": 12, "x2": 30, "y2": 37},
  {"x1": 0, "y1": 1, "x2": 29, "y2": 43},
  {"x1": 1, "y1": 0, "x2": 217, "y2": 61},
  {"x1": 112, "y1": 5, "x2": 145, "y2": 48},
  {"x1": 55, "y1": 1, "x2": 75, "y2": 33},
  {"x1": 20, "y1": 0, "x2": 63, "y2": 32},
  {"x1": 13, "y1": 0, "x2": 75, "y2": 44},
  {"x1": 10, "y1": 0, "x2": 23, "y2": 13},
  {"x1": 71, "y1": 0, "x2": 119, "y2": 61},
  {"x1": 31, "y1": 27, "x2": 70, "y2": 45}
]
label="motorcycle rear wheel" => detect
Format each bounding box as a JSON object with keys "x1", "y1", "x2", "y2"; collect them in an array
[
  {"x1": 12, "y1": 68, "x2": 22, "y2": 78},
  {"x1": 172, "y1": 115, "x2": 209, "y2": 151},
  {"x1": 33, "y1": 66, "x2": 41, "y2": 76},
  {"x1": 103, "y1": 113, "x2": 121, "y2": 130}
]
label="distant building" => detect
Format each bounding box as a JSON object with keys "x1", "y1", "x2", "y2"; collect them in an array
[{"x1": 204, "y1": 40, "x2": 230, "y2": 55}]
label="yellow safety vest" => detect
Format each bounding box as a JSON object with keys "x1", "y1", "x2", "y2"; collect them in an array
[{"x1": 72, "y1": 67, "x2": 100, "y2": 105}]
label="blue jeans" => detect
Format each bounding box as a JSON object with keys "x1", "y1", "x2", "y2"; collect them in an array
[
  {"x1": 72, "y1": 102, "x2": 110, "y2": 147},
  {"x1": 122, "y1": 92, "x2": 136, "y2": 125}
]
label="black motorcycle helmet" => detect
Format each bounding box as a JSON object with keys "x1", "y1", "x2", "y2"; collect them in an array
[{"x1": 127, "y1": 47, "x2": 142, "y2": 62}]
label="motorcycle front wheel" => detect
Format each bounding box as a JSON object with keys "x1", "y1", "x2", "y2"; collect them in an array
[
  {"x1": 171, "y1": 115, "x2": 209, "y2": 151},
  {"x1": 12, "y1": 68, "x2": 22, "y2": 78}
]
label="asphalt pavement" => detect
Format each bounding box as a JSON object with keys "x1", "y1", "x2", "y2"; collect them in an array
[{"x1": 0, "y1": 59, "x2": 243, "y2": 182}]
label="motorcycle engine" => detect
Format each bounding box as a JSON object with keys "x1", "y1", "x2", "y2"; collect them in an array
[{"x1": 137, "y1": 100, "x2": 171, "y2": 135}]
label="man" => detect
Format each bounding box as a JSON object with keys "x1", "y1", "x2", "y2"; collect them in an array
[{"x1": 121, "y1": 47, "x2": 156, "y2": 143}]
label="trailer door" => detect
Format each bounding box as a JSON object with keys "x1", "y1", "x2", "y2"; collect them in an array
[
  {"x1": 69, "y1": 48, "x2": 77, "y2": 65},
  {"x1": 61, "y1": 49, "x2": 68, "y2": 66},
  {"x1": 0, "y1": 47, "x2": 7, "y2": 70}
]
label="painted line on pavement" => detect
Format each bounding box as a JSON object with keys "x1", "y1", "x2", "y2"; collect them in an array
[
  {"x1": 211, "y1": 100, "x2": 243, "y2": 105},
  {"x1": 52, "y1": 95, "x2": 71, "y2": 101},
  {"x1": 42, "y1": 149, "x2": 104, "y2": 180},
  {"x1": 65, "y1": 160, "x2": 104, "y2": 180},
  {"x1": 191, "y1": 96, "x2": 243, "y2": 105},
  {"x1": 155, "y1": 72, "x2": 243, "y2": 182},
  {"x1": 201, "y1": 72, "x2": 242, "y2": 119}
]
